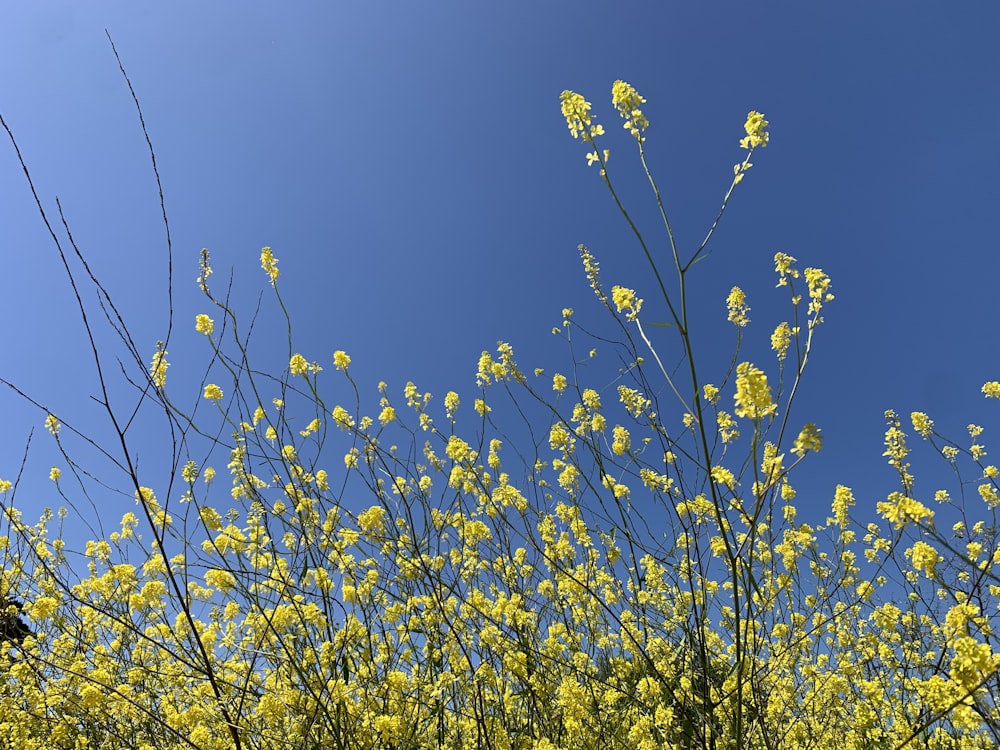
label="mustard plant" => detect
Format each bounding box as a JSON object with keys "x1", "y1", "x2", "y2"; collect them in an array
[{"x1": 0, "y1": 71, "x2": 995, "y2": 750}]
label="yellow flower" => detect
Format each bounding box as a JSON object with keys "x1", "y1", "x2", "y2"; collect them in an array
[
  {"x1": 771, "y1": 322, "x2": 792, "y2": 361},
  {"x1": 717, "y1": 411, "x2": 739, "y2": 443},
  {"x1": 29, "y1": 596, "x2": 58, "y2": 621},
  {"x1": 733, "y1": 362, "x2": 776, "y2": 420},
  {"x1": 773, "y1": 252, "x2": 799, "y2": 286},
  {"x1": 804, "y1": 267, "x2": 834, "y2": 316},
  {"x1": 194, "y1": 314, "x2": 214, "y2": 335},
  {"x1": 299, "y1": 418, "x2": 322, "y2": 436},
  {"x1": 203, "y1": 384, "x2": 224, "y2": 401},
  {"x1": 877, "y1": 491, "x2": 934, "y2": 529},
  {"x1": 205, "y1": 568, "x2": 236, "y2": 591},
  {"x1": 611, "y1": 80, "x2": 648, "y2": 141},
  {"x1": 357, "y1": 505, "x2": 386, "y2": 534},
  {"x1": 740, "y1": 111, "x2": 769, "y2": 149},
  {"x1": 619, "y1": 386, "x2": 651, "y2": 418},
  {"x1": 404, "y1": 381, "x2": 420, "y2": 407},
  {"x1": 49, "y1": 466, "x2": 61, "y2": 482},
  {"x1": 710, "y1": 465, "x2": 736, "y2": 490},
  {"x1": 444, "y1": 391, "x2": 460, "y2": 418},
  {"x1": 260, "y1": 246, "x2": 279, "y2": 285},
  {"x1": 135, "y1": 487, "x2": 157, "y2": 506},
  {"x1": 761, "y1": 442, "x2": 784, "y2": 480},
  {"x1": 792, "y1": 423, "x2": 823, "y2": 457},
  {"x1": 781, "y1": 480, "x2": 796, "y2": 502},
  {"x1": 333, "y1": 350, "x2": 351, "y2": 370},
  {"x1": 832, "y1": 485, "x2": 854, "y2": 527},
  {"x1": 982, "y1": 381, "x2": 1000, "y2": 399},
  {"x1": 149, "y1": 342, "x2": 168, "y2": 388},
  {"x1": 45, "y1": 413, "x2": 61, "y2": 435},
  {"x1": 344, "y1": 448, "x2": 359, "y2": 469},
  {"x1": 733, "y1": 160, "x2": 750, "y2": 185},
  {"x1": 289, "y1": 353, "x2": 309, "y2": 377},
  {"x1": 979, "y1": 483, "x2": 1000, "y2": 507},
  {"x1": 445, "y1": 435, "x2": 474, "y2": 462},
  {"x1": 911, "y1": 412, "x2": 934, "y2": 438},
  {"x1": 476, "y1": 351, "x2": 496, "y2": 386},
  {"x1": 726, "y1": 287, "x2": 750, "y2": 327},
  {"x1": 611, "y1": 285, "x2": 643, "y2": 321},
  {"x1": 611, "y1": 426, "x2": 630, "y2": 456},
  {"x1": 635, "y1": 675, "x2": 661, "y2": 701},
  {"x1": 560, "y1": 90, "x2": 605, "y2": 143},
  {"x1": 332, "y1": 405, "x2": 354, "y2": 430}
]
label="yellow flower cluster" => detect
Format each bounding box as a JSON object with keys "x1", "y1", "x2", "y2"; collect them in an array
[
  {"x1": 560, "y1": 90, "x2": 604, "y2": 143},
  {"x1": 44, "y1": 413, "x2": 61, "y2": 435},
  {"x1": 733, "y1": 362, "x2": 776, "y2": 420},
  {"x1": 195, "y1": 313, "x2": 214, "y2": 335},
  {"x1": 911, "y1": 411, "x2": 934, "y2": 437},
  {"x1": 774, "y1": 251, "x2": 800, "y2": 286},
  {"x1": 740, "y1": 110, "x2": 770, "y2": 149},
  {"x1": 260, "y1": 246, "x2": 279, "y2": 285},
  {"x1": 877, "y1": 491, "x2": 934, "y2": 529},
  {"x1": 726, "y1": 286, "x2": 750, "y2": 327},
  {"x1": 149, "y1": 342, "x2": 168, "y2": 388},
  {"x1": 804, "y1": 266, "x2": 834, "y2": 317},
  {"x1": 333, "y1": 350, "x2": 351, "y2": 370},
  {"x1": 771, "y1": 321, "x2": 792, "y2": 361},
  {"x1": 792, "y1": 423, "x2": 823, "y2": 457},
  {"x1": 289, "y1": 353, "x2": 309, "y2": 376},
  {"x1": 611, "y1": 80, "x2": 648, "y2": 141},
  {"x1": 611, "y1": 285, "x2": 643, "y2": 321}
]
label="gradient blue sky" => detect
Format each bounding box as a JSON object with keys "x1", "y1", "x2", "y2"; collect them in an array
[{"x1": 2, "y1": 3, "x2": 999, "y2": 539}]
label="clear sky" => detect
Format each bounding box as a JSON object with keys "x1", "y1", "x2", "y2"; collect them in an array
[{"x1": 2, "y1": 3, "x2": 998, "y2": 543}]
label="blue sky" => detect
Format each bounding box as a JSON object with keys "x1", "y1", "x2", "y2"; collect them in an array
[{"x1": 1, "y1": 3, "x2": 998, "y2": 546}]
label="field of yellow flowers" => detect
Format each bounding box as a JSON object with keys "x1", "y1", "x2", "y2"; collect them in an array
[{"x1": 0, "y1": 82, "x2": 997, "y2": 750}]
